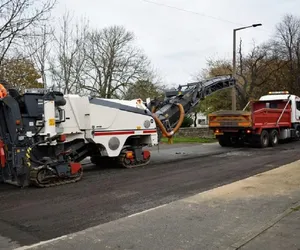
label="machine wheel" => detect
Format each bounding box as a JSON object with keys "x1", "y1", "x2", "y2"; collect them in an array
[
  {"x1": 269, "y1": 129, "x2": 279, "y2": 147},
  {"x1": 259, "y1": 130, "x2": 269, "y2": 148}
]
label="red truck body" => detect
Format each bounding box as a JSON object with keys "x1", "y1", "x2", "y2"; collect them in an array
[{"x1": 251, "y1": 100, "x2": 291, "y2": 133}]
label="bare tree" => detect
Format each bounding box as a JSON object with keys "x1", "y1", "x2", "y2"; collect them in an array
[
  {"x1": 273, "y1": 14, "x2": 300, "y2": 94},
  {"x1": 192, "y1": 40, "x2": 288, "y2": 114},
  {"x1": 192, "y1": 13, "x2": 300, "y2": 114},
  {"x1": 230, "y1": 39, "x2": 288, "y2": 108},
  {"x1": 21, "y1": 24, "x2": 54, "y2": 88},
  {"x1": 123, "y1": 76, "x2": 165, "y2": 101},
  {"x1": 49, "y1": 12, "x2": 89, "y2": 93},
  {"x1": 194, "y1": 58, "x2": 233, "y2": 115},
  {"x1": 83, "y1": 25, "x2": 151, "y2": 98},
  {"x1": 0, "y1": 0, "x2": 56, "y2": 65}
]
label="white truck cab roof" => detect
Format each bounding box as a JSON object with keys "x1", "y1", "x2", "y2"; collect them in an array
[
  {"x1": 259, "y1": 91, "x2": 300, "y2": 102},
  {"x1": 259, "y1": 94, "x2": 291, "y2": 101}
]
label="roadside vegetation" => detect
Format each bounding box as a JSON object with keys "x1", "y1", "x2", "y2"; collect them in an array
[{"x1": 160, "y1": 137, "x2": 216, "y2": 144}]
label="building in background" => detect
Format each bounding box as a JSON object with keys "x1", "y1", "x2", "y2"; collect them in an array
[{"x1": 192, "y1": 111, "x2": 208, "y2": 127}]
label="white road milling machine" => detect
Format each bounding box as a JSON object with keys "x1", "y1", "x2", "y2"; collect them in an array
[{"x1": 0, "y1": 75, "x2": 236, "y2": 188}]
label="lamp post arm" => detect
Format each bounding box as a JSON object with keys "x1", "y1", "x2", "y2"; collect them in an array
[{"x1": 234, "y1": 25, "x2": 253, "y2": 32}]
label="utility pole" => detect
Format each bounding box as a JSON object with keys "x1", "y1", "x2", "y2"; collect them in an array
[
  {"x1": 232, "y1": 23, "x2": 262, "y2": 111},
  {"x1": 232, "y1": 30, "x2": 237, "y2": 111}
]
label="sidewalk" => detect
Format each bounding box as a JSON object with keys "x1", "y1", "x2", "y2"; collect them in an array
[{"x1": 18, "y1": 158, "x2": 300, "y2": 250}]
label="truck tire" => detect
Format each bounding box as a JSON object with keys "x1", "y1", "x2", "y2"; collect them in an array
[
  {"x1": 259, "y1": 130, "x2": 269, "y2": 148},
  {"x1": 230, "y1": 136, "x2": 244, "y2": 147},
  {"x1": 295, "y1": 125, "x2": 300, "y2": 140},
  {"x1": 218, "y1": 135, "x2": 231, "y2": 147},
  {"x1": 269, "y1": 129, "x2": 279, "y2": 147}
]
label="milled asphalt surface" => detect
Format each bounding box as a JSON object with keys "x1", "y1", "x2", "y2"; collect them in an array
[{"x1": 1, "y1": 141, "x2": 300, "y2": 249}]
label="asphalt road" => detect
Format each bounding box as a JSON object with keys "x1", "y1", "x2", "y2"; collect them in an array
[{"x1": 1, "y1": 141, "x2": 300, "y2": 248}]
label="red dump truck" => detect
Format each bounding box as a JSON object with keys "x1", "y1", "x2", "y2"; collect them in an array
[{"x1": 208, "y1": 91, "x2": 300, "y2": 148}]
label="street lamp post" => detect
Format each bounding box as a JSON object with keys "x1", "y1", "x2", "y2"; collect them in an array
[{"x1": 232, "y1": 23, "x2": 262, "y2": 111}]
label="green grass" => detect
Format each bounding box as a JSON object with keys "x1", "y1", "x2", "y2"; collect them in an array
[
  {"x1": 160, "y1": 137, "x2": 216, "y2": 144},
  {"x1": 291, "y1": 206, "x2": 300, "y2": 212}
]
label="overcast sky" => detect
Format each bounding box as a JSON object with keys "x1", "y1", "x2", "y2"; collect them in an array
[{"x1": 51, "y1": 0, "x2": 300, "y2": 87}]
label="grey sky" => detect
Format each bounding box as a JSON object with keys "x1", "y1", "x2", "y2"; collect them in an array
[{"x1": 52, "y1": 0, "x2": 300, "y2": 87}]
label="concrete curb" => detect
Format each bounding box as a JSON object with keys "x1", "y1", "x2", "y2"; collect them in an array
[{"x1": 229, "y1": 200, "x2": 300, "y2": 249}]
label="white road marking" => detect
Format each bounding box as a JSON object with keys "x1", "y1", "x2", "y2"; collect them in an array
[
  {"x1": 14, "y1": 203, "x2": 168, "y2": 249},
  {"x1": 127, "y1": 204, "x2": 167, "y2": 218},
  {"x1": 14, "y1": 235, "x2": 68, "y2": 250}
]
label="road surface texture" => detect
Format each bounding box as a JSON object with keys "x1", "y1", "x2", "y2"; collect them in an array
[{"x1": 0, "y1": 141, "x2": 300, "y2": 249}]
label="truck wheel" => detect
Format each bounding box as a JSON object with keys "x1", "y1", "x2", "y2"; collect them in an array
[
  {"x1": 259, "y1": 130, "x2": 269, "y2": 148},
  {"x1": 269, "y1": 129, "x2": 279, "y2": 147},
  {"x1": 295, "y1": 126, "x2": 300, "y2": 140},
  {"x1": 218, "y1": 135, "x2": 231, "y2": 147}
]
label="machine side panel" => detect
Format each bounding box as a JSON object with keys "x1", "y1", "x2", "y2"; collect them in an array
[
  {"x1": 90, "y1": 102, "x2": 156, "y2": 131},
  {"x1": 89, "y1": 102, "x2": 118, "y2": 129},
  {"x1": 93, "y1": 131, "x2": 158, "y2": 157},
  {"x1": 23, "y1": 94, "x2": 44, "y2": 117},
  {"x1": 58, "y1": 95, "x2": 91, "y2": 137},
  {"x1": 42, "y1": 100, "x2": 56, "y2": 137},
  {"x1": 0, "y1": 96, "x2": 23, "y2": 144},
  {"x1": 66, "y1": 95, "x2": 91, "y2": 130},
  {"x1": 89, "y1": 99, "x2": 158, "y2": 157},
  {"x1": 89, "y1": 98, "x2": 152, "y2": 116}
]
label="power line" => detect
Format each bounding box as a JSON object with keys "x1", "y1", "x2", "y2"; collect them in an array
[
  {"x1": 139, "y1": 0, "x2": 245, "y2": 26},
  {"x1": 138, "y1": 0, "x2": 272, "y2": 35}
]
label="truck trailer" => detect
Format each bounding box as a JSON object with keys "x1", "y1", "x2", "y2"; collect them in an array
[{"x1": 208, "y1": 91, "x2": 300, "y2": 148}]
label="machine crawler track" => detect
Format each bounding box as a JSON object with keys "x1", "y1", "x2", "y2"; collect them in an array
[
  {"x1": 117, "y1": 151, "x2": 150, "y2": 168},
  {"x1": 29, "y1": 167, "x2": 83, "y2": 188},
  {"x1": 90, "y1": 150, "x2": 151, "y2": 169}
]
